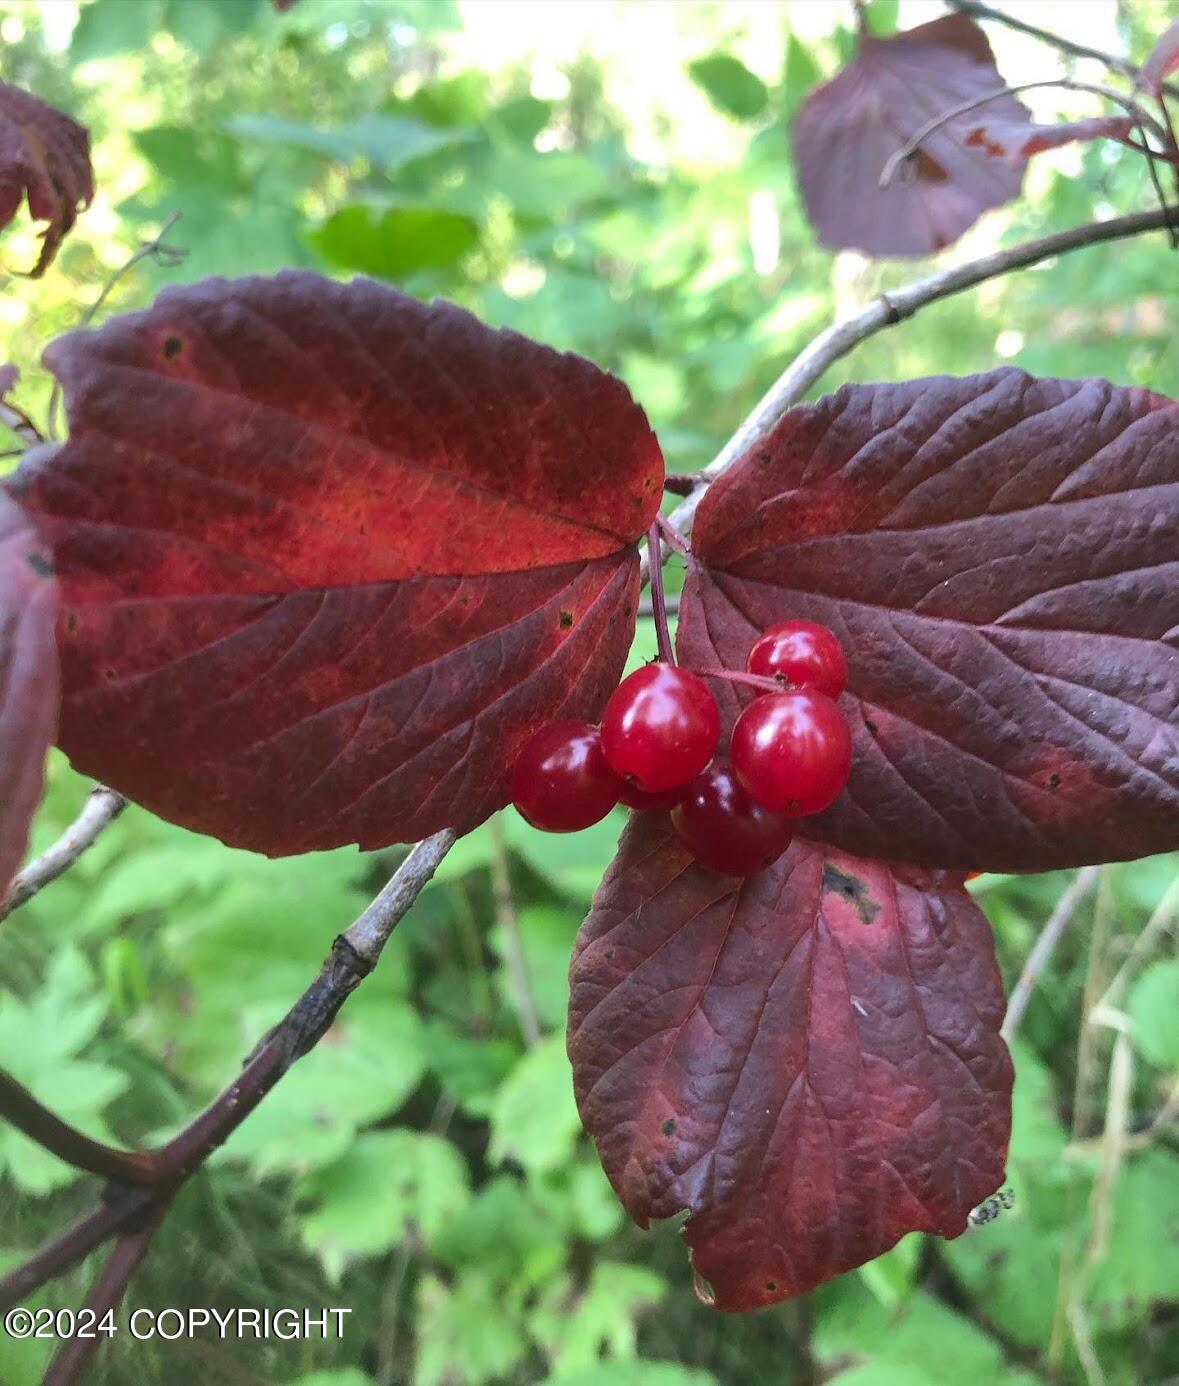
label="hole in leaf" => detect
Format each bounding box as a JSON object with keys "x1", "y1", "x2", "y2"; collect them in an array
[
  {"x1": 559, "y1": 609, "x2": 573, "y2": 629},
  {"x1": 65, "y1": 612, "x2": 78, "y2": 631},
  {"x1": 162, "y1": 335, "x2": 183, "y2": 360},
  {"x1": 26, "y1": 552, "x2": 53, "y2": 577},
  {"x1": 1048, "y1": 773, "x2": 1061, "y2": 791},
  {"x1": 662, "y1": 1118, "x2": 677, "y2": 1137}
]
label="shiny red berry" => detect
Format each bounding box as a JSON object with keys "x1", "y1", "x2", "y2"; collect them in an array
[
  {"x1": 670, "y1": 758, "x2": 793, "y2": 876},
  {"x1": 510, "y1": 721, "x2": 621, "y2": 832},
  {"x1": 616, "y1": 780, "x2": 684, "y2": 811},
  {"x1": 601, "y1": 662, "x2": 720, "y2": 793},
  {"x1": 731, "y1": 689, "x2": 852, "y2": 816},
  {"x1": 747, "y1": 620, "x2": 847, "y2": 699}
]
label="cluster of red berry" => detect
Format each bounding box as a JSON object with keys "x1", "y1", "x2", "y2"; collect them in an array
[{"x1": 510, "y1": 621, "x2": 853, "y2": 876}]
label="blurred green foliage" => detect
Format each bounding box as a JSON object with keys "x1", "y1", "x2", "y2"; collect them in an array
[{"x1": 0, "y1": 1, "x2": 1177, "y2": 1383}]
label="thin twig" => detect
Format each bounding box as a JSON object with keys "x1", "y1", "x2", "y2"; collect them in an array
[
  {"x1": 0, "y1": 786, "x2": 127, "y2": 923},
  {"x1": 0, "y1": 395, "x2": 44, "y2": 448},
  {"x1": 0, "y1": 1072, "x2": 159, "y2": 1186},
  {"x1": 42, "y1": 1200, "x2": 171, "y2": 1386},
  {"x1": 0, "y1": 834, "x2": 455, "y2": 1314},
  {"x1": 46, "y1": 213, "x2": 186, "y2": 440},
  {"x1": 656, "y1": 204, "x2": 1179, "y2": 554},
  {"x1": 1002, "y1": 866, "x2": 1101, "y2": 1041},
  {"x1": 0, "y1": 1189, "x2": 157, "y2": 1308},
  {"x1": 947, "y1": 0, "x2": 1179, "y2": 103},
  {"x1": 489, "y1": 818, "x2": 541, "y2": 1048},
  {"x1": 647, "y1": 523, "x2": 675, "y2": 665},
  {"x1": 878, "y1": 78, "x2": 1169, "y2": 188}
]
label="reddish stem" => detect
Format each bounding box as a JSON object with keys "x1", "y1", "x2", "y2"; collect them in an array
[
  {"x1": 699, "y1": 667, "x2": 784, "y2": 695},
  {"x1": 646, "y1": 524, "x2": 675, "y2": 666},
  {"x1": 655, "y1": 512, "x2": 691, "y2": 557}
]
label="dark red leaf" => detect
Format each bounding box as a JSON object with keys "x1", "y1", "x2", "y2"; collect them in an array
[
  {"x1": 0, "y1": 494, "x2": 59, "y2": 892},
  {"x1": 568, "y1": 811, "x2": 1012, "y2": 1310},
  {"x1": 1137, "y1": 19, "x2": 1179, "y2": 97},
  {"x1": 9, "y1": 271, "x2": 663, "y2": 855},
  {"x1": 792, "y1": 15, "x2": 1027, "y2": 258},
  {"x1": 965, "y1": 114, "x2": 1136, "y2": 163},
  {"x1": 0, "y1": 82, "x2": 93, "y2": 277},
  {"x1": 678, "y1": 369, "x2": 1179, "y2": 872}
]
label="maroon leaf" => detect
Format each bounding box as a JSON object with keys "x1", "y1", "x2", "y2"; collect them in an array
[
  {"x1": 0, "y1": 494, "x2": 59, "y2": 893},
  {"x1": 568, "y1": 812, "x2": 1012, "y2": 1310},
  {"x1": 965, "y1": 114, "x2": 1136, "y2": 163},
  {"x1": 9, "y1": 271, "x2": 663, "y2": 855},
  {"x1": 678, "y1": 369, "x2": 1179, "y2": 872},
  {"x1": 1137, "y1": 19, "x2": 1179, "y2": 97},
  {"x1": 0, "y1": 81, "x2": 93, "y2": 277},
  {"x1": 792, "y1": 14, "x2": 1028, "y2": 258}
]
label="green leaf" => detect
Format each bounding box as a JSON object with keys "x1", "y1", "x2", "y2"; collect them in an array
[
  {"x1": 431, "y1": 1175, "x2": 564, "y2": 1285},
  {"x1": 226, "y1": 113, "x2": 466, "y2": 170},
  {"x1": 308, "y1": 204, "x2": 479, "y2": 280},
  {"x1": 489, "y1": 1034, "x2": 582, "y2": 1175},
  {"x1": 287, "y1": 1373, "x2": 376, "y2": 1386},
  {"x1": 71, "y1": 0, "x2": 160, "y2": 64},
  {"x1": 533, "y1": 1262, "x2": 667, "y2": 1375},
  {"x1": 504, "y1": 808, "x2": 626, "y2": 903},
  {"x1": 782, "y1": 33, "x2": 822, "y2": 119},
  {"x1": 857, "y1": 1234, "x2": 923, "y2": 1308},
  {"x1": 1087, "y1": 1150, "x2": 1179, "y2": 1331},
  {"x1": 424, "y1": 1019, "x2": 517, "y2": 1117},
  {"x1": 688, "y1": 54, "x2": 768, "y2": 120},
  {"x1": 544, "y1": 1366, "x2": 717, "y2": 1386},
  {"x1": 415, "y1": 1270, "x2": 530, "y2": 1386},
  {"x1": 298, "y1": 1130, "x2": 470, "y2": 1281},
  {"x1": 135, "y1": 126, "x2": 250, "y2": 196},
  {"x1": 0, "y1": 950, "x2": 127, "y2": 1194},
  {"x1": 816, "y1": 1284, "x2": 1046, "y2": 1385},
  {"x1": 399, "y1": 71, "x2": 486, "y2": 128},
  {"x1": 162, "y1": 0, "x2": 261, "y2": 56},
  {"x1": 1127, "y1": 959, "x2": 1179, "y2": 1066},
  {"x1": 862, "y1": 0, "x2": 900, "y2": 37},
  {"x1": 491, "y1": 903, "x2": 577, "y2": 1031}
]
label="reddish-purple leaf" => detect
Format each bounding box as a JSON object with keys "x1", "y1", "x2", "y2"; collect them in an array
[
  {"x1": 0, "y1": 82, "x2": 93, "y2": 277},
  {"x1": 568, "y1": 812, "x2": 1012, "y2": 1310},
  {"x1": 678, "y1": 369, "x2": 1179, "y2": 872},
  {"x1": 1137, "y1": 19, "x2": 1179, "y2": 97},
  {"x1": 9, "y1": 271, "x2": 663, "y2": 855},
  {"x1": 0, "y1": 494, "x2": 59, "y2": 893},
  {"x1": 965, "y1": 114, "x2": 1136, "y2": 163},
  {"x1": 792, "y1": 15, "x2": 1028, "y2": 258}
]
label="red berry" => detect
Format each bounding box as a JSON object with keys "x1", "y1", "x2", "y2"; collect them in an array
[
  {"x1": 601, "y1": 662, "x2": 720, "y2": 793},
  {"x1": 616, "y1": 781, "x2": 684, "y2": 811},
  {"x1": 510, "y1": 721, "x2": 621, "y2": 832},
  {"x1": 731, "y1": 690, "x2": 852, "y2": 816},
  {"x1": 747, "y1": 620, "x2": 847, "y2": 699},
  {"x1": 670, "y1": 758, "x2": 793, "y2": 876}
]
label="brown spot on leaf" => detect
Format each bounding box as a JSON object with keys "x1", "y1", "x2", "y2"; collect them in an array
[{"x1": 822, "y1": 863, "x2": 881, "y2": 924}]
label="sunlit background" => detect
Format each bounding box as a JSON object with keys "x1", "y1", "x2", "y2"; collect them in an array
[{"x1": 0, "y1": 1, "x2": 1177, "y2": 1383}]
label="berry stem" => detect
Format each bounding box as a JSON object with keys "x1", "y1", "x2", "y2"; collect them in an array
[
  {"x1": 647, "y1": 523, "x2": 676, "y2": 666},
  {"x1": 655, "y1": 512, "x2": 691, "y2": 557},
  {"x1": 699, "y1": 667, "x2": 785, "y2": 695}
]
